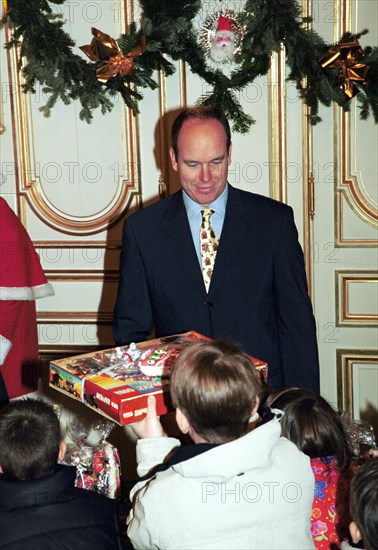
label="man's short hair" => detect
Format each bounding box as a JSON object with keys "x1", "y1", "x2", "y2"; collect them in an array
[
  {"x1": 0, "y1": 398, "x2": 61, "y2": 480},
  {"x1": 171, "y1": 106, "x2": 231, "y2": 159},
  {"x1": 170, "y1": 340, "x2": 261, "y2": 444},
  {"x1": 349, "y1": 459, "x2": 378, "y2": 550}
]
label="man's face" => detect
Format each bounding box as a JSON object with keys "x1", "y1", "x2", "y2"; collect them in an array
[{"x1": 169, "y1": 118, "x2": 232, "y2": 206}]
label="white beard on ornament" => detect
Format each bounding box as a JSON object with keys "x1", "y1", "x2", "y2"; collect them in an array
[{"x1": 209, "y1": 30, "x2": 235, "y2": 62}]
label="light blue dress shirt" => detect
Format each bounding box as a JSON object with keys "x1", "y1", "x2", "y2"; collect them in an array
[{"x1": 182, "y1": 184, "x2": 228, "y2": 265}]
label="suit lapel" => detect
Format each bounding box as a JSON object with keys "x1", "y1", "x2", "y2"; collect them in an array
[
  {"x1": 209, "y1": 186, "x2": 249, "y2": 294},
  {"x1": 162, "y1": 193, "x2": 206, "y2": 294}
]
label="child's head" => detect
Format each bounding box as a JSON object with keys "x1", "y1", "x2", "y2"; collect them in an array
[
  {"x1": 349, "y1": 459, "x2": 378, "y2": 550},
  {"x1": 0, "y1": 398, "x2": 64, "y2": 481},
  {"x1": 267, "y1": 388, "x2": 350, "y2": 470},
  {"x1": 170, "y1": 340, "x2": 261, "y2": 444}
]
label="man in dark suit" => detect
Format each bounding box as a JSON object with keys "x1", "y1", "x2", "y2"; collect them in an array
[{"x1": 113, "y1": 107, "x2": 320, "y2": 392}]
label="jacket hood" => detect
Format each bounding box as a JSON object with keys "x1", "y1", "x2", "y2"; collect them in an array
[{"x1": 173, "y1": 411, "x2": 285, "y2": 480}]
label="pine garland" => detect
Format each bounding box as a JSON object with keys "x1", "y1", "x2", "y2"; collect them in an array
[{"x1": 1, "y1": 0, "x2": 377, "y2": 132}]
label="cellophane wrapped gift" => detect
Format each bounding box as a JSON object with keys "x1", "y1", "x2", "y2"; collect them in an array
[
  {"x1": 62, "y1": 417, "x2": 121, "y2": 499},
  {"x1": 91, "y1": 419, "x2": 121, "y2": 499},
  {"x1": 339, "y1": 410, "x2": 377, "y2": 457}
]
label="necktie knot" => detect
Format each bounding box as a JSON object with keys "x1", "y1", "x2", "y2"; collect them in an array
[
  {"x1": 200, "y1": 208, "x2": 219, "y2": 292},
  {"x1": 202, "y1": 208, "x2": 214, "y2": 222}
]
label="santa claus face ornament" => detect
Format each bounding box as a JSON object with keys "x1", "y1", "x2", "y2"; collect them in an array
[{"x1": 200, "y1": 12, "x2": 244, "y2": 64}]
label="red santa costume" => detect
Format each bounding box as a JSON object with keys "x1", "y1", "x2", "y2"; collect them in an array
[{"x1": 0, "y1": 198, "x2": 54, "y2": 399}]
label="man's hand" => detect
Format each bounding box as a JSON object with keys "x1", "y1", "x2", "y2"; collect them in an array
[{"x1": 129, "y1": 395, "x2": 166, "y2": 439}]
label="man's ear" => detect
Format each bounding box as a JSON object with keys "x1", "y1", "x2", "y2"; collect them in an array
[
  {"x1": 58, "y1": 440, "x2": 66, "y2": 463},
  {"x1": 169, "y1": 147, "x2": 178, "y2": 172},
  {"x1": 349, "y1": 521, "x2": 362, "y2": 544},
  {"x1": 227, "y1": 142, "x2": 232, "y2": 165},
  {"x1": 0, "y1": 465, "x2": 3, "y2": 474},
  {"x1": 175, "y1": 408, "x2": 190, "y2": 435}
]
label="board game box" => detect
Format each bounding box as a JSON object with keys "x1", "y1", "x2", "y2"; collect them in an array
[{"x1": 50, "y1": 331, "x2": 268, "y2": 425}]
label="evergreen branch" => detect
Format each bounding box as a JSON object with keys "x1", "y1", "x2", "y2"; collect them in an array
[
  {"x1": 197, "y1": 89, "x2": 255, "y2": 134},
  {"x1": 2, "y1": 0, "x2": 377, "y2": 130}
]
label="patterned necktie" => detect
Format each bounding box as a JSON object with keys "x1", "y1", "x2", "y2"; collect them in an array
[{"x1": 200, "y1": 208, "x2": 219, "y2": 292}]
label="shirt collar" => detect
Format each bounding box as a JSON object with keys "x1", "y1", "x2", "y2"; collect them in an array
[{"x1": 182, "y1": 184, "x2": 228, "y2": 219}]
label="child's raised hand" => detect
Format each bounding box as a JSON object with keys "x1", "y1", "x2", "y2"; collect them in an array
[{"x1": 129, "y1": 395, "x2": 165, "y2": 439}]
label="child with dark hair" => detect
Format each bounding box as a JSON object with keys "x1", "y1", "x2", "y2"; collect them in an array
[
  {"x1": 267, "y1": 388, "x2": 352, "y2": 550},
  {"x1": 127, "y1": 340, "x2": 315, "y2": 549},
  {"x1": 0, "y1": 398, "x2": 123, "y2": 550},
  {"x1": 341, "y1": 459, "x2": 378, "y2": 550}
]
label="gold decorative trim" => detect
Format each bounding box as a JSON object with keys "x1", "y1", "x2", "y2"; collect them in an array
[
  {"x1": 268, "y1": 46, "x2": 287, "y2": 203},
  {"x1": 34, "y1": 241, "x2": 122, "y2": 249},
  {"x1": 4, "y1": 24, "x2": 21, "y2": 208},
  {"x1": 37, "y1": 312, "x2": 112, "y2": 324},
  {"x1": 44, "y1": 269, "x2": 119, "y2": 282},
  {"x1": 16, "y1": 181, "x2": 139, "y2": 236},
  {"x1": 157, "y1": 67, "x2": 169, "y2": 198},
  {"x1": 38, "y1": 270, "x2": 119, "y2": 324},
  {"x1": 301, "y1": 0, "x2": 315, "y2": 299},
  {"x1": 9, "y1": 1, "x2": 141, "y2": 235},
  {"x1": 336, "y1": 270, "x2": 378, "y2": 326},
  {"x1": 338, "y1": 111, "x2": 378, "y2": 225},
  {"x1": 335, "y1": 0, "x2": 378, "y2": 246},
  {"x1": 335, "y1": 185, "x2": 378, "y2": 247},
  {"x1": 0, "y1": 44, "x2": 4, "y2": 133},
  {"x1": 157, "y1": 59, "x2": 187, "y2": 198},
  {"x1": 38, "y1": 270, "x2": 118, "y2": 323},
  {"x1": 336, "y1": 349, "x2": 378, "y2": 414},
  {"x1": 179, "y1": 59, "x2": 187, "y2": 108},
  {"x1": 39, "y1": 345, "x2": 102, "y2": 356}
]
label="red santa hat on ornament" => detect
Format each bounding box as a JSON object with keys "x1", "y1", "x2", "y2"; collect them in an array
[
  {"x1": 216, "y1": 16, "x2": 232, "y2": 33},
  {"x1": 210, "y1": 14, "x2": 235, "y2": 62}
]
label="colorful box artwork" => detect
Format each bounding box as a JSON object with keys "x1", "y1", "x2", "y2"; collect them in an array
[{"x1": 50, "y1": 331, "x2": 267, "y2": 425}]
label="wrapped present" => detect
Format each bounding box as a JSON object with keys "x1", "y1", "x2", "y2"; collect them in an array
[
  {"x1": 62, "y1": 417, "x2": 121, "y2": 499},
  {"x1": 339, "y1": 410, "x2": 377, "y2": 457},
  {"x1": 91, "y1": 420, "x2": 121, "y2": 499},
  {"x1": 63, "y1": 418, "x2": 96, "y2": 492}
]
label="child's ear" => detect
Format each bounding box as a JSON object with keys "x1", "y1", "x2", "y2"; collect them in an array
[
  {"x1": 349, "y1": 520, "x2": 362, "y2": 544},
  {"x1": 58, "y1": 440, "x2": 67, "y2": 463},
  {"x1": 251, "y1": 396, "x2": 260, "y2": 417},
  {"x1": 175, "y1": 408, "x2": 190, "y2": 435}
]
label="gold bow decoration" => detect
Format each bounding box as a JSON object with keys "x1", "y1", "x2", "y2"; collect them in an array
[
  {"x1": 319, "y1": 39, "x2": 370, "y2": 99},
  {"x1": 2, "y1": 0, "x2": 7, "y2": 17},
  {"x1": 80, "y1": 27, "x2": 144, "y2": 83}
]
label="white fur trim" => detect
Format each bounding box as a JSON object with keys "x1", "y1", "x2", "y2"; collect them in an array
[
  {"x1": 33, "y1": 282, "x2": 55, "y2": 299},
  {"x1": 0, "y1": 282, "x2": 54, "y2": 301},
  {"x1": 0, "y1": 336, "x2": 12, "y2": 365}
]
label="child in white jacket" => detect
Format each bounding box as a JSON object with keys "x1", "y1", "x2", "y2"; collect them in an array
[{"x1": 127, "y1": 340, "x2": 315, "y2": 550}]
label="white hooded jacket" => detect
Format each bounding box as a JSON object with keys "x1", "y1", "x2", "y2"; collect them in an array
[{"x1": 128, "y1": 412, "x2": 315, "y2": 549}]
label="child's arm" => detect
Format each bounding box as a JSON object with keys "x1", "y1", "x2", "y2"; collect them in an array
[{"x1": 128, "y1": 395, "x2": 181, "y2": 476}]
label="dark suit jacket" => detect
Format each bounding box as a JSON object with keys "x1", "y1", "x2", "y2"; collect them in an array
[
  {"x1": 113, "y1": 185, "x2": 320, "y2": 392},
  {"x1": 0, "y1": 465, "x2": 123, "y2": 550}
]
